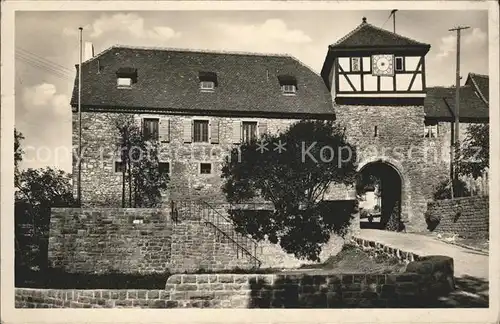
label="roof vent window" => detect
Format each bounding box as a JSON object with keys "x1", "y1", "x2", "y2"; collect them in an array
[
  {"x1": 199, "y1": 71, "x2": 218, "y2": 91},
  {"x1": 278, "y1": 75, "x2": 298, "y2": 95},
  {"x1": 116, "y1": 67, "x2": 138, "y2": 88}
]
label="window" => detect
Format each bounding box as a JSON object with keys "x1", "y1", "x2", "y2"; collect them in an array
[
  {"x1": 143, "y1": 118, "x2": 159, "y2": 141},
  {"x1": 200, "y1": 81, "x2": 215, "y2": 91},
  {"x1": 115, "y1": 161, "x2": 125, "y2": 173},
  {"x1": 200, "y1": 163, "x2": 212, "y2": 174},
  {"x1": 374, "y1": 126, "x2": 378, "y2": 137},
  {"x1": 117, "y1": 77, "x2": 132, "y2": 88},
  {"x1": 281, "y1": 84, "x2": 296, "y2": 94},
  {"x1": 395, "y1": 57, "x2": 404, "y2": 72},
  {"x1": 159, "y1": 162, "x2": 170, "y2": 175},
  {"x1": 424, "y1": 123, "x2": 439, "y2": 138},
  {"x1": 193, "y1": 120, "x2": 209, "y2": 142},
  {"x1": 242, "y1": 121, "x2": 258, "y2": 143},
  {"x1": 351, "y1": 57, "x2": 361, "y2": 72}
]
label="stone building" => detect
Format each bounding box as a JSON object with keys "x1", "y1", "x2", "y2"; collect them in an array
[{"x1": 70, "y1": 17, "x2": 489, "y2": 233}]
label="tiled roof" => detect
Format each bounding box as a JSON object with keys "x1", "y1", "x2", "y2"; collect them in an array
[
  {"x1": 71, "y1": 45, "x2": 333, "y2": 118},
  {"x1": 330, "y1": 18, "x2": 430, "y2": 48},
  {"x1": 465, "y1": 73, "x2": 489, "y2": 104},
  {"x1": 424, "y1": 85, "x2": 489, "y2": 120}
]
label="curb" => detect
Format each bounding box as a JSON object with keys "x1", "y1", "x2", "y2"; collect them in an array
[
  {"x1": 350, "y1": 237, "x2": 422, "y2": 264},
  {"x1": 434, "y1": 238, "x2": 489, "y2": 255}
]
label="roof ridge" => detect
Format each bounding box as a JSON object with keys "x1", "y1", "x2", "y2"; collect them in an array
[
  {"x1": 330, "y1": 20, "x2": 428, "y2": 48},
  {"x1": 108, "y1": 44, "x2": 293, "y2": 58},
  {"x1": 330, "y1": 22, "x2": 366, "y2": 47}
]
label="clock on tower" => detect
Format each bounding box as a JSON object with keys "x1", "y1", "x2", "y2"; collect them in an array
[{"x1": 372, "y1": 54, "x2": 394, "y2": 76}]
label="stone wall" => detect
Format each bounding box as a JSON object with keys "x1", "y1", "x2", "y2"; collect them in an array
[
  {"x1": 48, "y1": 208, "x2": 173, "y2": 273},
  {"x1": 426, "y1": 196, "x2": 489, "y2": 238},
  {"x1": 50, "y1": 207, "x2": 348, "y2": 273},
  {"x1": 15, "y1": 271, "x2": 450, "y2": 308},
  {"x1": 332, "y1": 104, "x2": 451, "y2": 232},
  {"x1": 74, "y1": 111, "x2": 299, "y2": 207}
]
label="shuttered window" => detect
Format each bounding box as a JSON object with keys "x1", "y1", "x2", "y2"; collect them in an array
[
  {"x1": 242, "y1": 122, "x2": 258, "y2": 143},
  {"x1": 193, "y1": 120, "x2": 209, "y2": 143},
  {"x1": 143, "y1": 118, "x2": 159, "y2": 141},
  {"x1": 210, "y1": 120, "x2": 220, "y2": 144},
  {"x1": 183, "y1": 119, "x2": 192, "y2": 143},
  {"x1": 159, "y1": 118, "x2": 170, "y2": 143},
  {"x1": 232, "y1": 121, "x2": 242, "y2": 144},
  {"x1": 258, "y1": 121, "x2": 268, "y2": 136}
]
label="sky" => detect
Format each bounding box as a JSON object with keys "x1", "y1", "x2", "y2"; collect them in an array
[{"x1": 15, "y1": 10, "x2": 489, "y2": 173}]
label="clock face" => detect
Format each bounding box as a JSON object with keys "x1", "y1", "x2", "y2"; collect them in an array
[{"x1": 372, "y1": 54, "x2": 394, "y2": 76}]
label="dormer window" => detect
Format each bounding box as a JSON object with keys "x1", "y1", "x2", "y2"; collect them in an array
[
  {"x1": 281, "y1": 84, "x2": 296, "y2": 94},
  {"x1": 116, "y1": 67, "x2": 137, "y2": 89},
  {"x1": 199, "y1": 71, "x2": 218, "y2": 92},
  {"x1": 200, "y1": 81, "x2": 215, "y2": 91},
  {"x1": 278, "y1": 75, "x2": 298, "y2": 95},
  {"x1": 117, "y1": 77, "x2": 132, "y2": 88}
]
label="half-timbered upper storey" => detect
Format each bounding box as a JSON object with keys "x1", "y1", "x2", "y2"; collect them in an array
[{"x1": 320, "y1": 17, "x2": 431, "y2": 105}]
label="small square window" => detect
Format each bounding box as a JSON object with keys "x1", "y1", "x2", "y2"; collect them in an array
[
  {"x1": 117, "y1": 77, "x2": 132, "y2": 88},
  {"x1": 115, "y1": 161, "x2": 125, "y2": 173},
  {"x1": 395, "y1": 57, "x2": 404, "y2": 72},
  {"x1": 159, "y1": 162, "x2": 170, "y2": 175},
  {"x1": 424, "y1": 123, "x2": 439, "y2": 138},
  {"x1": 200, "y1": 163, "x2": 212, "y2": 174},
  {"x1": 351, "y1": 57, "x2": 361, "y2": 72},
  {"x1": 200, "y1": 81, "x2": 215, "y2": 91},
  {"x1": 281, "y1": 84, "x2": 296, "y2": 94}
]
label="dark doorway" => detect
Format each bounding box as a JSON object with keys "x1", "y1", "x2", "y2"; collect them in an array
[{"x1": 356, "y1": 161, "x2": 404, "y2": 231}]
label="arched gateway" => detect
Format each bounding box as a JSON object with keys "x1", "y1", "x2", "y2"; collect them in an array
[{"x1": 356, "y1": 160, "x2": 405, "y2": 232}]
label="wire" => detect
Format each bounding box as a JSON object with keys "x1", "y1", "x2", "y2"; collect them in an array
[
  {"x1": 16, "y1": 53, "x2": 75, "y2": 81},
  {"x1": 381, "y1": 11, "x2": 393, "y2": 29},
  {"x1": 16, "y1": 47, "x2": 74, "y2": 74}
]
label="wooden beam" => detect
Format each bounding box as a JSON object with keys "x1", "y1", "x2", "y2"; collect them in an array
[
  {"x1": 407, "y1": 57, "x2": 423, "y2": 91},
  {"x1": 338, "y1": 64, "x2": 357, "y2": 91}
]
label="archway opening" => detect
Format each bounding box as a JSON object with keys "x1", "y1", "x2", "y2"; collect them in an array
[{"x1": 356, "y1": 161, "x2": 404, "y2": 231}]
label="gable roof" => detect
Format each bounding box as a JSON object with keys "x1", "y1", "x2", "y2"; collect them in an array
[
  {"x1": 71, "y1": 45, "x2": 333, "y2": 118},
  {"x1": 465, "y1": 73, "x2": 489, "y2": 104},
  {"x1": 424, "y1": 85, "x2": 489, "y2": 121},
  {"x1": 330, "y1": 18, "x2": 430, "y2": 49}
]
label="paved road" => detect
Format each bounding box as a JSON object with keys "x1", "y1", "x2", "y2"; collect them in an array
[{"x1": 356, "y1": 229, "x2": 489, "y2": 280}]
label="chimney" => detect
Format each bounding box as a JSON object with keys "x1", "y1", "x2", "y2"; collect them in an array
[{"x1": 84, "y1": 42, "x2": 94, "y2": 61}]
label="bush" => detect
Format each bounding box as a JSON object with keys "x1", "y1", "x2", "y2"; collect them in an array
[
  {"x1": 433, "y1": 178, "x2": 470, "y2": 200},
  {"x1": 15, "y1": 268, "x2": 171, "y2": 289}
]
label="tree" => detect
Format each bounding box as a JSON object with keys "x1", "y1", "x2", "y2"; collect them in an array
[
  {"x1": 221, "y1": 120, "x2": 358, "y2": 261},
  {"x1": 115, "y1": 116, "x2": 169, "y2": 208},
  {"x1": 456, "y1": 123, "x2": 489, "y2": 179},
  {"x1": 14, "y1": 129, "x2": 76, "y2": 271},
  {"x1": 432, "y1": 178, "x2": 470, "y2": 200},
  {"x1": 15, "y1": 130, "x2": 25, "y2": 186}
]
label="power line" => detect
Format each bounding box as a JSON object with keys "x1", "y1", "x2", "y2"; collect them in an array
[
  {"x1": 17, "y1": 55, "x2": 74, "y2": 82},
  {"x1": 16, "y1": 51, "x2": 75, "y2": 81},
  {"x1": 16, "y1": 47, "x2": 73, "y2": 74}
]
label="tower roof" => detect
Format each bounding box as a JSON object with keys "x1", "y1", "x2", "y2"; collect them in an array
[{"x1": 330, "y1": 17, "x2": 430, "y2": 49}]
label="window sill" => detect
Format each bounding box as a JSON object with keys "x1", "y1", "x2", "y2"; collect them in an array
[
  {"x1": 282, "y1": 92, "x2": 297, "y2": 96},
  {"x1": 200, "y1": 89, "x2": 215, "y2": 93},
  {"x1": 117, "y1": 86, "x2": 133, "y2": 90}
]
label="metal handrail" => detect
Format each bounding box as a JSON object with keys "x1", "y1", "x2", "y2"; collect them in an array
[{"x1": 200, "y1": 201, "x2": 262, "y2": 269}]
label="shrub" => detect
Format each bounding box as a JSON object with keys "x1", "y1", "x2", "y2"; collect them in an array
[
  {"x1": 433, "y1": 178, "x2": 470, "y2": 200},
  {"x1": 424, "y1": 210, "x2": 440, "y2": 231}
]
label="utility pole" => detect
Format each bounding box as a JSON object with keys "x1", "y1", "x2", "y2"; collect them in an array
[
  {"x1": 448, "y1": 25, "x2": 470, "y2": 197},
  {"x1": 77, "y1": 27, "x2": 83, "y2": 206},
  {"x1": 391, "y1": 10, "x2": 398, "y2": 33}
]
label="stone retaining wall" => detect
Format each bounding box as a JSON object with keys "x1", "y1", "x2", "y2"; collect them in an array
[
  {"x1": 16, "y1": 270, "x2": 452, "y2": 308},
  {"x1": 426, "y1": 196, "x2": 489, "y2": 238}
]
